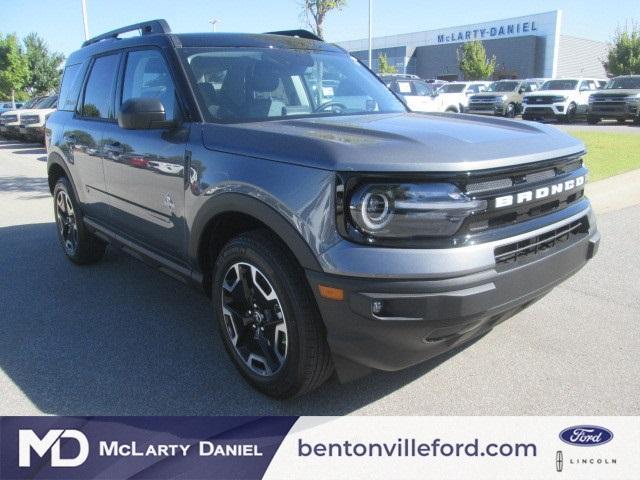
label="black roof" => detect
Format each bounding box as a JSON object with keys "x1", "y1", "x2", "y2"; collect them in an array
[{"x1": 67, "y1": 19, "x2": 344, "y2": 64}]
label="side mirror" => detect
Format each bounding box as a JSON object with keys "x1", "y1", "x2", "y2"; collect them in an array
[
  {"x1": 518, "y1": 88, "x2": 525, "y2": 94},
  {"x1": 118, "y1": 98, "x2": 172, "y2": 130}
]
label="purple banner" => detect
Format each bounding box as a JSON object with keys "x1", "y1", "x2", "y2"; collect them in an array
[{"x1": 0, "y1": 416, "x2": 298, "y2": 480}]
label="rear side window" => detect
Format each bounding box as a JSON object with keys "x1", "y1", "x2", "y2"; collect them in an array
[
  {"x1": 80, "y1": 54, "x2": 120, "y2": 119},
  {"x1": 58, "y1": 63, "x2": 84, "y2": 111}
]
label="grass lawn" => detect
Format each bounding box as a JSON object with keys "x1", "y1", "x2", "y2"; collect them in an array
[{"x1": 568, "y1": 131, "x2": 640, "y2": 182}]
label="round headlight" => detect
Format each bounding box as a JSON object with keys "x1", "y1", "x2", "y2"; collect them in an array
[{"x1": 361, "y1": 192, "x2": 391, "y2": 230}]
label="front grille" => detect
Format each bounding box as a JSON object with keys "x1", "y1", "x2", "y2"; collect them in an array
[
  {"x1": 21, "y1": 115, "x2": 40, "y2": 124},
  {"x1": 525, "y1": 96, "x2": 555, "y2": 105},
  {"x1": 590, "y1": 94, "x2": 628, "y2": 102},
  {"x1": 468, "y1": 103, "x2": 496, "y2": 111},
  {"x1": 1, "y1": 115, "x2": 18, "y2": 124},
  {"x1": 461, "y1": 154, "x2": 586, "y2": 235},
  {"x1": 494, "y1": 217, "x2": 589, "y2": 271}
]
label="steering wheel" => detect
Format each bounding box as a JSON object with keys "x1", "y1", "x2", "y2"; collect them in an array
[{"x1": 314, "y1": 101, "x2": 348, "y2": 113}]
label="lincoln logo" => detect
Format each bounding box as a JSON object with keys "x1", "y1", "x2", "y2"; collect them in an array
[{"x1": 495, "y1": 176, "x2": 585, "y2": 208}]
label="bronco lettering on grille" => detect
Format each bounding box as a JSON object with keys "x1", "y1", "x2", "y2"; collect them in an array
[{"x1": 494, "y1": 176, "x2": 585, "y2": 208}]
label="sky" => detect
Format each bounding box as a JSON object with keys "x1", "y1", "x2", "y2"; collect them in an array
[{"x1": 0, "y1": 0, "x2": 637, "y2": 57}]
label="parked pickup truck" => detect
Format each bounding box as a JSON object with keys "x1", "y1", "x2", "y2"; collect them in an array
[
  {"x1": 46, "y1": 20, "x2": 600, "y2": 398},
  {"x1": 0, "y1": 96, "x2": 44, "y2": 138},
  {"x1": 468, "y1": 79, "x2": 542, "y2": 117},
  {"x1": 18, "y1": 94, "x2": 58, "y2": 143},
  {"x1": 587, "y1": 75, "x2": 640, "y2": 125},
  {"x1": 522, "y1": 78, "x2": 604, "y2": 123}
]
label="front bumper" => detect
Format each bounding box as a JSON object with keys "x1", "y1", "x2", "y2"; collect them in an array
[
  {"x1": 307, "y1": 203, "x2": 599, "y2": 380},
  {"x1": 588, "y1": 102, "x2": 638, "y2": 119},
  {"x1": 522, "y1": 103, "x2": 569, "y2": 119},
  {"x1": 19, "y1": 124, "x2": 45, "y2": 140}
]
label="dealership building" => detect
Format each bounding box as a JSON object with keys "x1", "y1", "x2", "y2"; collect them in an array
[{"x1": 338, "y1": 10, "x2": 609, "y2": 80}]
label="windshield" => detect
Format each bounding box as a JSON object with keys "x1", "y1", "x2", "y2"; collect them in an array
[
  {"x1": 181, "y1": 48, "x2": 405, "y2": 122},
  {"x1": 541, "y1": 80, "x2": 578, "y2": 91},
  {"x1": 605, "y1": 77, "x2": 640, "y2": 89},
  {"x1": 438, "y1": 83, "x2": 466, "y2": 93},
  {"x1": 34, "y1": 95, "x2": 58, "y2": 109},
  {"x1": 21, "y1": 97, "x2": 43, "y2": 109},
  {"x1": 486, "y1": 81, "x2": 519, "y2": 92}
]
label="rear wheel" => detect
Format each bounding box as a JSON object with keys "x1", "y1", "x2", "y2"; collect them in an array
[
  {"x1": 212, "y1": 230, "x2": 333, "y2": 398},
  {"x1": 53, "y1": 177, "x2": 106, "y2": 264}
]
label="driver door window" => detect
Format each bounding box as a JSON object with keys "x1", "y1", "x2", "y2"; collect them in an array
[{"x1": 121, "y1": 49, "x2": 177, "y2": 121}]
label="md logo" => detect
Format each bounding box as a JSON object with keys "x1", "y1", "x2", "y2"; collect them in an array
[{"x1": 19, "y1": 429, "x2": 89, "y2": 467}]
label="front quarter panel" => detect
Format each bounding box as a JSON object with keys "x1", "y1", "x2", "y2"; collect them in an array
[{"x1": 186, "y1": 127, "x2": 340, "y2": 271}]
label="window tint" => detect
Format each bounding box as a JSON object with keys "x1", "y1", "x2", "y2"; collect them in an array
[
  {"x1": 58, "y1": 63, "x2": 84, "y2": 111},
  {"x1": 122, "y1": 49, "x2": 177, "y2": 120},
  {"x1": 81, "y1": 54, "x2": 120, "y2": 119}
]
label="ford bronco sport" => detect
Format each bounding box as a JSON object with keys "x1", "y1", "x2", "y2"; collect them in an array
[{"x1": 46, "y1": 20, "x2": 600, "y2": 398}]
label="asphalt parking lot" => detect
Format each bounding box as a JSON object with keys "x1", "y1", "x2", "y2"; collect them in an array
[{"x1": 1, "y1": 138, "x2": 639, "y2": 416}]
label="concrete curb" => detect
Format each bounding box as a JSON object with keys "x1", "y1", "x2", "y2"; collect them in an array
[{"x1": 587, "y1": 169, "x2": 640, "y2": 214}]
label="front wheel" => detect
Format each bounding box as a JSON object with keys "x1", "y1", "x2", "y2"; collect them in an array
[
  {"x1": 616, "y1": 118, "x2": 627, "y2": 124},
  {"x1": 563, "y1": 103, "x2": 577, "y2": 124},
  {"x1": 53, "y1": 177, "x2": 106, "y2": 264},
  {"x1": 212, "y1": 230, "x2": 333, "y2": 398},
  {"x1": 587, "y1": 115, "x2": 600, "y2": 125},
  {"x1": 504, "y1": 103, "x2": 516, "y2": 118}
]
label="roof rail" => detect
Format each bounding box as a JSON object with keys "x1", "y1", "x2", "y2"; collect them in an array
[
  {"x1": 82, "y1": 19, "x2": 171, "y2": 47},
  {"x1": 264, "y1": 29, "x2": 323, "y2": 42}
]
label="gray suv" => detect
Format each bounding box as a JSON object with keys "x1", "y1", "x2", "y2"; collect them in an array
[{"x1": 46, "y1": 20, "x2": 600, "y2": 398}]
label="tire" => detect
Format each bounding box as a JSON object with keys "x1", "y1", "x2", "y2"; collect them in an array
[
  {"x1": 634, "y1": 116, "x2": 640, "y2": 126},
  {"x1": 616, "y1": 118, "x2": 627, "y2": 124},
  {"x1": 564, "y1": 103, "x2": 577, "y2": 124},
  {"x1": 587, "y1": 115, "x2": 600, "y2": 125},
  {"x1": 53, "y1": 177, "x2": 106, "y2": 265},
  {"x1": 505, "y1": 103, "x2": 516, "y2": 118},
  {"x1": 212, "y1": 229, "x2": 333, "y2": 398},
  {"x1": 445, "y1": 106, "x2": 458, "y2": 113}
]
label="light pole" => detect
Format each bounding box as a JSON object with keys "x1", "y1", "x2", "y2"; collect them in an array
[
  {"x1": 81, "y1": 0, "x2": 89, "y2": 40},
  {"x1": 209, "y1": 19, "x2": 220, "y2": 33},
  {"x1": 368, "y1": 0, "x2": 372, "y2": 69}
]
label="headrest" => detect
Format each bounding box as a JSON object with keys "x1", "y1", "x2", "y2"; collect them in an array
[{"x1": 249, "y1": 63, "x2": 280, "y2": 93}]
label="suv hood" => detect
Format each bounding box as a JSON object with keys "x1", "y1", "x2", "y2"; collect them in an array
[
  {"x1": 526, "y1": 90, "x2": 575, "y2": 96},
  {"x1": 470, "y1": 92, "x2": 510, "y2": 99},
  {"x1": 201, "y1": 112, "x2": 584, "y2": 172}
]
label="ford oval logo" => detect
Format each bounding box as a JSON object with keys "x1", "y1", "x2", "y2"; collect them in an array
[{"x1": 559, "y1": 425, "x2": 613, "y2": 447}]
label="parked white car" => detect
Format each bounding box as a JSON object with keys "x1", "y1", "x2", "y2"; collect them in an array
[
  {"x1": 522, "y1": 78, "x2": 604, "y2": 123},
  {"x1": 0, "y1": 96, "x2": 45, "y2": 138},
  {"x1": 427, "y1": 81, "x2": 490, "y2": 113},
  {"x1": 381, "y1": 76, "x2": 439, "y2": 112},
  {"x1": 18, "y1": 94, "x2": 58, "y2": 142}
]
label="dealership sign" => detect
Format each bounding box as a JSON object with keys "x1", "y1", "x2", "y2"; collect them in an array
[{"x1": 437, "y1": 20, "x2": 538, "y2": 43}]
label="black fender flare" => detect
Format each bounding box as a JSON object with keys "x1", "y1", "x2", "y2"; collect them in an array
[
  {"x1": 189, "y1": 193, "x2": 323, "y2": 272},
  {"x1": 47, "y1": 152, "x2": 81, "y2": 202}
]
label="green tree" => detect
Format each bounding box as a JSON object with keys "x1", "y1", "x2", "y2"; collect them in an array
[
  {"x1": 377, "y1": 53, "x2": 397, "y2": 74},
  {"x1": 457, "y1": 40, "x2": 496, "y2": 81},
  {"x1": 24, "y1": 33, "x2": 65, "y2": 95},
  {"x1": 0, "y1": 33, "x2": 29, "y2": 102},
  {"x1": 606, "y1": 23, "x2": 640, "y2": 75},
  {"x1": 300, "y1": 0, "x2": 347, "y2": 39}
]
